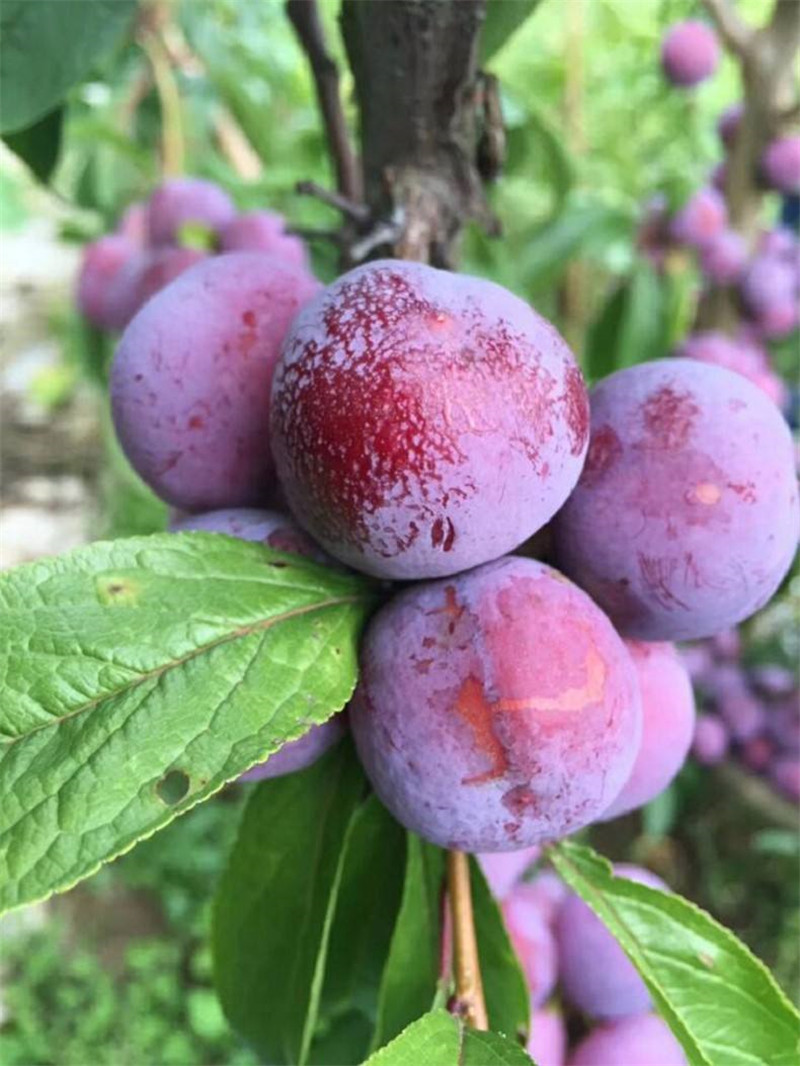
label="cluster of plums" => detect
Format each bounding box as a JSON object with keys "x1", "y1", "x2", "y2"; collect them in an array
[
  {"x1": 686, "y1": 630, "x2": 799, "y2": 802},
  {"x1": 90, "y1": 174, "x2": 799, "y2": 859},
  {"x1": 477, "y1": 850, "x2": 687, "y2": 1065}
]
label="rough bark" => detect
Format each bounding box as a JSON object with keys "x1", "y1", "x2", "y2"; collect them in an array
[{"x1": 340, "y1": 0, "x2": 496, "y2": 267}]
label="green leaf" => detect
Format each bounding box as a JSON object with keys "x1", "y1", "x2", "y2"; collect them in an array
[
  {"x1": 364, "y1": 1011, "x2": 534, "y2": 1066},
  {"x1": 310, "y1": 796, "x2": 408, "y2": 1065},
  {"x1": 0, "y1": 0, "x2": 137, "y2": 133},
  {"x1": 470, "y1": 858, "x2": 530, "y2": 1043},
  {"x1": 2, "y1": 107, "x2": 63, "y2": 183},
  {"x1": 548, "y1": 841, "x2": 800, "y2": 1066},
  {"x1": 480, "y1": 0, "x2": 542, "y2": 63},
  {"x1": 584, "y1": 261, "x2": 666, "y2": 382},
  {"x1": 213, "y1": 741, "x2": 366, "y2": 1066},
  {"x1": 520, "y1": 201, "x2": 631, "y2": 291},
  {"x1": 0, "y1": 533, "x2": 373, "y2": 914},
  {"x1": 371, "y1": 837, "x2": 446, "y2": 1051}
]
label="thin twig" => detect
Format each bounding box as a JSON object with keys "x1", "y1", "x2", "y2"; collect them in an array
[
  {"x1": 295, "y1": 180, "x2": 369, "y2": 222},
  {"x1": 348, "y1": 209, "x2": 405, "y2": 263},
  {"x1": 447, "y1": 850, "x2": 489, "y2": 1031},
  {"x1": 286, "y1": 0, "x2": 362, "y2": 202},
  {"x1": 138, "y1": 29, "x2": 185, "y2": 177},
  {"x1": 701, "y1": 0, "x2": 752, "y2": 57}
]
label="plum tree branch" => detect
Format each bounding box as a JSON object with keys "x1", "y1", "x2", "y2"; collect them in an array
[
  {"x1": 286, "y1": 0, "x2": 362, "y2": 203},
  {"x1": 138, "y1": 28, "x2": 184, "y2": 177},
  {"x1": 447, "y1": 851, "x2": 489, "y2": 1031},
  {"x1": 701, "y1": 0, "x2": 752, "y2": 57}
]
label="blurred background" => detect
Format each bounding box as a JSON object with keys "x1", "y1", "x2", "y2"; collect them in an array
[{"x1": 0, "y1": 0, "x2": 797, "y2": 1062}]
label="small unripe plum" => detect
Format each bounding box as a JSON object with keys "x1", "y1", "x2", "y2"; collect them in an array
[
  {"x1": 661, "y1": 21, "x2": 719, "y2": 87},
  {"x1": 502, "y1": 883, "x2": 559, "y2": 1007},
  {"x1": 698, "y1": 230, "x2": 748, "y2": 284},
  {"x1": 477, "y1": 847, "x2": 541, "y2": 899},
  {"x1": 349, "y1": 556, "x2": 642, "y2": 851},
  {"x1": 147, "y1": 178, "x2": 235, "y2": 245},
  {"x1": 677, "y1": 332, "x2": 787, "y2": 409},
  {"x1": 270, "y1": 260, "x2": 589, "y2": 579},
  {"x1": 761, "y1": 137, "x2": 800, "y2": 193},
  {"x1": 171, "y1": 507, "x2": 344, "y2": 779},
  {"x1": 76, "y1": 235, "x2": 138, "y2": 330},
  {"x1": 692, "y1": 715, "x2": 729, "y2": 765},
  {"x1": 106, "y1": 246, "x2": 207, "y2": 331},
  {"x1": 220, "y1": 211, "x2": 309, "y2": 270},
  {"x1": 528, "y1": 1007, "x2": 566, "y2": 1066},
  {"x1": 602, "y1": 642, "x2": 695, "y2": 819},
  {"x1": 716, "y1": 104, "x2": 742, "y2": 149},
  {"x1": 111, "y1": 253, "x2": 320, "y2": 511},
  {"x1": 556, "y1": 864, "x2": 666, "y2": 1020},
  {"x1": 554, "y1": 359, "x2": 800, "y2": 641},
  {"x1": 670, "y1": 188, "x2": 726, "y2": 248},
  {"x1": 568, "y1": 1014, "x2": 687, "y2": 1066}
]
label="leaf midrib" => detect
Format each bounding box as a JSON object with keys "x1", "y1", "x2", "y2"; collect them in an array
[{"x1": 2, "y1": 594, "x2": 364, "y2": 749}]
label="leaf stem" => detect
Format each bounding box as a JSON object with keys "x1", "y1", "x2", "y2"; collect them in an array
[{"x1": 447, "y1": 850, "x2": 489, "y2": 1030}]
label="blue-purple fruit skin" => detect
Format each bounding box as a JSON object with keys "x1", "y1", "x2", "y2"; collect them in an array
[
  {"x1": 568, "y1": 1014, "x2": 687, "y2": 1066},
  {"x1": 111, "y1": 253, "x2": 320, "y2": 511},
  {"x1": 220, "y1": 211, "x2": 309, "y2": 271},
  {"x1": 602, "y1": 641, "x2": 695, "y2": 819},
  {"x1": 502, "y1": 882, "x2": 559, "y2": 1007},
  {"x1": 147, "y1": 178, "x2": 235, "y2": 245},
  {"x1": 692, "y1": 715, "x2": 729, "y2": 765},
  {"x1": 528, "y1": 1007, "x2": 566, "y2": 1066},
  {"x1": 270, "y1": 259, "x2": 590, "y2": 580},
  {"x1": 661, "y1": 21, "x2": 719, "y2": 87},
  {"x1": 554, "y1": 359, "x2": 800, "y2": 641},
  {"x1": 556, "y1": 864, "x2": 666, "y2": 1020},
  {"x1": 171, "y1": 507, "x2": 342, "y2": 779},
  {"x1": 478, "y1": 847, "x2": 541, "y2": 899},
  {"x1": 349, "y1": 556, "x2": 642, "y2": 851}
]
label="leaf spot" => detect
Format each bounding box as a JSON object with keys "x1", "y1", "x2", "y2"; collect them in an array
[{"x1": 96, "y1": 575, "x2": 141, "y2": 606}]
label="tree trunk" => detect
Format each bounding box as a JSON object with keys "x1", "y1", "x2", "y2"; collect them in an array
[{"x1": 340, "y1": 0, "x2": 494, "y2": 267}]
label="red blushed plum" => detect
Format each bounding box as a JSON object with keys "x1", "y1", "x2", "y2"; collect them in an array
[
  {"x1": 477, "y1": 847, "x2": 541, "y2": 899},
  {"x1": 699, "y1": 230, "x2": 748, "y2": 284},
  {"x1": 761, "y1": 137, "x2": 800, "y2": 194},
  {"x1": 528, "y1": 1007, "x2": 566, "y2": 1066},
  {"x1": 349, "y1": 556, "x2": 642, "y2": 851},
  {"x1": 111, "y1": 253, "x2": 320, "y2": 511},
  {"x1": 116, "y1": 201, "x2": 147, "y2": 245},
  {"x1": 106, "y1": 246, "x2": 207, "y2": 331},
  {"x1": 170, "y1": 507, "x2": 344, "y2": 779},
  {"x1": 554, "y1": 359, "x2": 800, "y2": 641},
  {"x1": 677, "y1": 332, "x2": 786, "y2": 409},
  {"x1": 661, "y1": 21, "x2": 719, "y2": 87},
  {"x1": 146, "y1": 178, "x2": 235, "y2": 245},
  {"x1": 220, "y1": 211, "x2": 309, "y2": 270},
  {"x1": 556, "y1": 864, "x2": 666, "y2": 1020},
  {"x1": 76, "y1": 235, "x2": 138, "y2": 330},
  {"x1": 502, "y1": 883, "x2": 559, "y2": 1007},
  {"x1": 741, "y1": 255, "x2": 798, "y2": 339},
  {"x1": 602, "y1": 642, "x2": 695, "y2": 819},
  {"x1": 568, "y1": 1014, "x2": 687, "y2": 1066},
  {"x1": 270, "y1": 260, "x2": 589, "y2": 580}
]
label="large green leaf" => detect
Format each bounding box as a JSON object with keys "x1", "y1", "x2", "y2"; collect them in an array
[
  {"x1": 213, "y1": 741, "x2": 366, "y2": 1066},
  {"x1": 470, "y1": 858, "x2": 530, "y2": 1044},
  {"x1": 520, "y1": 201, "x2": 631, "y2": 291},
  {"x1": 480, "y1": 0, "x2": 542, "y2": 63},
  {"x1": 548, "y1": 841, "x2": 800, "y2": 1066},
  {"x1": 0, "y1": 0, "x2": 137, "y2": 133},
  {"x1": 0, "y1": 533, "x2": 373, "y2": 913},
  {"x1": 365, "y1": 1011, "x2": 534, "y2": 1066},
  {"x1": 371, "y1": 837, "x2": 446, "y2": 1051},
  {"x1": 2, "y1": 107, "x2": 63, "y2": 183},
  {"x1": 310, "y1": 796, "x2": 408, "y2": 1064},
  {"x1": 583, "y1": 261, "x2": 666, "y2": 382}
]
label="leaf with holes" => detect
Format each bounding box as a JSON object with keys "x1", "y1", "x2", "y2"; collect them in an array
[
  {"x1": 0, "y1": 533, "x2": 374, "y2": 914},
  {"x1": 365, "y1": 1010, "x2": 535, "y2": 1066},
  {"x1": 548, "y1": 841, "x2": 800, "y2": 1066}
]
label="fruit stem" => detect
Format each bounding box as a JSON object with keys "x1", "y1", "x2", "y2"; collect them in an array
[
  {"x1": 139, "y1": 27, "x2": 185, "y2": 178},
  {"x1": 447, "y1": 850, "x2": 489, "y2": 1031}
]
